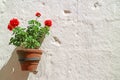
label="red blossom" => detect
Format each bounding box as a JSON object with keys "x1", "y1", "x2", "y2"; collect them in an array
[
  {"x1": 44, "y1": 20, "x2": 52, "y2": 27},
  {"x1": 35, "y1": 12, "x2": 41, "y2": 17},
  {"x1": 7, "y1": 24, "x2": 14, "y2": 31},
  {"x1": 10, "y1": 18, "x2": 19, "y2": 27}
]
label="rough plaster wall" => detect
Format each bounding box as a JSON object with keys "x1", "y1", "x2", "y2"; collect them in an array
[{"x1": 0, "y1": 0, "x2": 120, "y2": 80}]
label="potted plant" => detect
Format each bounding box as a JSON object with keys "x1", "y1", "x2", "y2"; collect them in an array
[{"x1": 7, "y1": 12, "x2": 52, "y2": 72}]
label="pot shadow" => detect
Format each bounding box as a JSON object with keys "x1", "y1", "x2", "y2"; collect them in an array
[{"x1": 0, "y1": 48, "x2": 29, "y2": 80}]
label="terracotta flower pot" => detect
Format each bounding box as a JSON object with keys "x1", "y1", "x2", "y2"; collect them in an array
[{"x1": 17, "y1": 49, "x2": 42, "y2": 72}]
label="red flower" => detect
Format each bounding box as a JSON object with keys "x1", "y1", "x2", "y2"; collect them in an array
[
  {"x1": 10, "y1": 18, "x2": 19, "y2": 27},
  {"x1": 35, "y1": 12, "x2": 41, "y2": 17},
  {"x1": 44, "y1": 20, "x2": 52, "y2": 27},
  {"x1": 7, "y1": 24, "x2": 14, "y2": 31}
]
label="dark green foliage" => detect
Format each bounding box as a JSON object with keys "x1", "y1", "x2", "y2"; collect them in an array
[{"x1": 9, "y1": 20, "x2": 49, "y2": 49}]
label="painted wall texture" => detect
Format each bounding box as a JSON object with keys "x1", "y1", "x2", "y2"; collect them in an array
[{"x1": 0, "y1": 0, "x2": 120, "y2": 80}]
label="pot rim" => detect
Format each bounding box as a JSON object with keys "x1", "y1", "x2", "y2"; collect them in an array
[{"x1": 17, "y1": 49, "x2": 43, "y2": 53}]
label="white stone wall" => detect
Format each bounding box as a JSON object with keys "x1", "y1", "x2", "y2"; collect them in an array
[{"x1": 0, "y1": 0, "x2": 120, "y2": 80}]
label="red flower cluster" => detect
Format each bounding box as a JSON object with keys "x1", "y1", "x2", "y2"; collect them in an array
[
  {"x1": 44, "y1": 20, "x2": 52, "y2": 27},
  {"x1": 8, "y1": 12, "x2": 52, "y2": 31},
  {"x1": 36, "y1": 12, "x2": 52, "y2": 27},
  {"x1": 35, "y1": 12, "x2": 41, "y2": 17},
  {"x1": 8, "y1": 18, "x2": 19, "y2": 31}
]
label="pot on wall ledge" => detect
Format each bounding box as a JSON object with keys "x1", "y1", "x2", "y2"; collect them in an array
[{"x1": 17, "y1": 49, "x2": 42, "y2": 72}]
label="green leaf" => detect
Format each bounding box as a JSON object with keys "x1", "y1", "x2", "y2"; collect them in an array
[{"x1": 28, "y1": 20, "x2": 41, "y2": 26}]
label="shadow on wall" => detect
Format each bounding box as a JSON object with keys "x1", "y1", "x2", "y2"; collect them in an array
[{"x1": 0, "y1": 48, "x2": 29, "y2": 80}]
